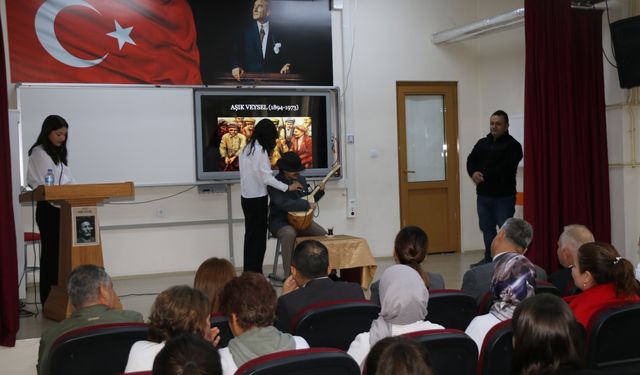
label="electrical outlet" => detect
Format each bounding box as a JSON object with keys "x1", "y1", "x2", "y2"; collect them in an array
[
  {"x1": 347, "y1": 198, "x2": 356, "y2": 218},
  {"x1": 156, "y1": 208, "x2": 166, "y2": 217}
]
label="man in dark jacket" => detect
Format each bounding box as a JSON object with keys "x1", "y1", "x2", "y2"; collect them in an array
[
  {"x1": 275, "y1": 239, "x2": 364, "y2": 333},
  {"x1": 268, "y1": 152, "x2": 326, "y2": 278},
  {"x1": 466, "y1": 110, "x2": 523, "y2": 265}
]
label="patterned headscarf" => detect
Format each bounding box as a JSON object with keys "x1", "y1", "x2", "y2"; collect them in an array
[
  {"x1": 490, "y1": 253, "x2": 536, "y2": 320},
  {"x1": 369, "y1": 265, "x2": 429, "y2": 345}
]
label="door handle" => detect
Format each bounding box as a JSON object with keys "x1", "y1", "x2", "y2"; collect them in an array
[{"x1": 405, "y1": 170, "x2": 416, "y2": 174}]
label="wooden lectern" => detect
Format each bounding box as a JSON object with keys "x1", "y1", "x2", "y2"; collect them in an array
[{"x1": 19, "y1": 182, "x2": 134, "y2": 321}]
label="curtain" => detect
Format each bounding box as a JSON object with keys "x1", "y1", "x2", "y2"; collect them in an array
[
  {"x1": 524, "y1": 0, "x2": 611, "y2": 273},
  {"x1": 0, "y1": 12, "x2": 19, "y2": 346}
]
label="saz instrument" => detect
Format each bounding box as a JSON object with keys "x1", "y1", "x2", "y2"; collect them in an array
[{"x1": 287, "y1": 162, "x2": 341, "y2": 231}]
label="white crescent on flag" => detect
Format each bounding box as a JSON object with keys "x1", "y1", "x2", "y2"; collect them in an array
[{"x1": 35, "y1": 0, "x2": 108, "y2": 68}]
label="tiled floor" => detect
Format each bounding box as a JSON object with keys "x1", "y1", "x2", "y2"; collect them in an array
[{"x1": 16, "y1": 250, "x2": 483, "y2": 340}]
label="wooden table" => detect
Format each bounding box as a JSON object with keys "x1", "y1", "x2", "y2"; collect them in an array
[{"x1": 295, "y1": 235, "x2": 377, "y2": 289}]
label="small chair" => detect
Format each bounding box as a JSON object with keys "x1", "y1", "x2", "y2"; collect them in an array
[
  {"x1": 291, "y1": 299, "x2": 380, "y2": 350},
  {"x1": 404, "y1": 329, "x2": 478, "y2": 375},
  {"x1": 21, "y1": 232, "x2": 41, "y2": 310},
  {"x1": 267, "y1": 238, "x2": 283, "y2": 283},
  {"x1": 235, "y1": 347, "x2": 360, "y2": 375},
  {"x1": 47, "y1": 322, "x2": 149, "y2": 375},
  {"x1": 476, "y1": 319, "x2": 513, "y2": 375},
  {"x1": 210, "y1": 313, "x2": 234, "y2": 348},
  {"x1": 427, "y1": 289, "x2": 478, "y2": 330},
  {"x1": 586, "y1": 301, "x2": 640, "y2": 374}
]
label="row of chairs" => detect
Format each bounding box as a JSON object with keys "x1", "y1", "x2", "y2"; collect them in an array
[{"x1": 45, "y1": 298, "x2": 640, "y2": 374}]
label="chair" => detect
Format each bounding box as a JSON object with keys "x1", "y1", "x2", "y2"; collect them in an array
[
  {"x1": 20, "y1": 232, "x2": 41, "y2": 311},
  {"x1": 476, "y1": 319, "x2": 513, "y2": 375},
  {"x1": 477, "y1": 291, "x2": 492, "y2": 315},
  {"x1": 267, "y1": 238, "x2": 283, "y2": 283},
  {"x1": 427, "y1": 289, "x2": 477, "y2": 330},
  {"x1": 586, "y1": 301, "x2": 640, "y2": 374},
  {"x1": 210, "y1": 313, "x2": 234, "y2": 348},
  {"x1": 534, "y1": 280, "x2": 562, "y2": 296},
  {"x1": 235, "y1": 347, "x2": 360, "y2": 375},
  {"x1": 404, "y1": 329, "x2": 478, "y2": 375},
  {"x1": 47, "y1": 322, "x2": 149, "y2": 375},
  {"x1": 291, "y1": 299, "x2": 380, "y2": 350}
]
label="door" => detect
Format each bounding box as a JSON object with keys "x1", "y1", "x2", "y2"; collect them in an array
[{"x1": 397, "y1": 82, "x2": 460, "y2": 253}]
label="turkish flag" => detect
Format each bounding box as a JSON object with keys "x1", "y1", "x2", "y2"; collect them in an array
[{"x1": 7, "y1": 0, "x2": 202, "y2": 84}]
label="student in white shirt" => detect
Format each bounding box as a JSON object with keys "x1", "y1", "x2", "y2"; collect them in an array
[
  {"x1": 239, "y1": 119, "x2": 301, "y2": 273},
  {"x1": 26, "y1": 115, "x2": 75, "y2": 304}
]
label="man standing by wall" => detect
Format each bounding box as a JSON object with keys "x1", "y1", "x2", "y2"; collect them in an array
[{"x1": 466, "y1": 110, "x2": 523, "y2": 266}]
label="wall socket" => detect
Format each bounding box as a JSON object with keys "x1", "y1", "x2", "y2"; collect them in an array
[
  {"x1": 347, "y1": 198, "x2": 356, "y2": 218},
  {"x1": 156, "y1": 208, "x2": 166, "y2": 217}
]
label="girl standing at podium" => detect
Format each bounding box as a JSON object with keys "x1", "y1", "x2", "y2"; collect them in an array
[{"x1": 26, "y1": 115, "x2": 75, "y2": 304}]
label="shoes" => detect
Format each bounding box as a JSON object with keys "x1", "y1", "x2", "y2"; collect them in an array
[{"x1": 470, "y1": 258, "x2": 489, "y2": 268}]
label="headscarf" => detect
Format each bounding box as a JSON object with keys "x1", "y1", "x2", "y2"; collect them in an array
[
  {"x1": 489, "y1": 253, "x2": 536, "y2": 320},
  {"x1": 369, "y1": 264, "x2": 429, "y2": 346}
]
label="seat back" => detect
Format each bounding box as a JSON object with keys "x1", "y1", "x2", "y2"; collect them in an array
[
  {"x1": 210, "y1": 313, "x2": 234, "y2": 348},
  {"x1": 48, "y1": 322, "x2": 149, "y2": 375},
  {"x1": 405, "y1": 329, "x2": 478, "y2": 375},
  {"x1": 235, "y1": 347, "x2": 360, "y2": 375},
  {"x1": 291, "y1": 299, "x2": 380, "y2": 350},
  {"x1": 477, "y1": 291, "x2": 492, "y2": 315},
  {"x1": 427, "y1": 289, "x2": 478, "y2": 330},
  {"x1": 534, "y1": 280, "x2": 562, "y2": 297},
  {"x1": 586, "y1": 301, "x2": 640, "y2": 373},
  {"x1": 476, "y1": 319, "x2": 513, "y2": 375}
]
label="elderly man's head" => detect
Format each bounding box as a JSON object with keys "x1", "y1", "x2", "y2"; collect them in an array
[
  {"x1": 557, "y1": 224, "x2": 594, "y2": 268},
  {"x1": 252, "y1": 0, "x2": 270, "y2": 22},
  {"x1": 67, "y1": 264, "x2": 115, "y2": 309}
]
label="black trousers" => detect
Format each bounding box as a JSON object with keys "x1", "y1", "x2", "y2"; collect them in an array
[
  {"x1": 241, "y1": 195, "x2": 269, "y2": 273},
  {"x1": 35, "y1": 201, "x2": 60, "y2": 304}
]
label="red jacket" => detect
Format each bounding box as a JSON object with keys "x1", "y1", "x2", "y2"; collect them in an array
[{"x1": 565, "y1": 282, "x2": 640, "y2": 327}]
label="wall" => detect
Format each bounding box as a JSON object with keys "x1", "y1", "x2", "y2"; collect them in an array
[{"x1": 602, "y1": 0, "x2": 640, "y2": 264}]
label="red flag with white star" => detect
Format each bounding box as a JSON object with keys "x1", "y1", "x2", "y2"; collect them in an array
[{"x1": 7, "y1": 0, "x2": 202, "y2": 84}]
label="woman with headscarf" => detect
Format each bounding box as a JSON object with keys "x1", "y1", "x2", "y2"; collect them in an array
[
  {"x1": 465, "y1": 253, "x2": 536, "y2": 352},
  {"x1": 346, "y1": 264, "x2": 443, "y2": 367}
]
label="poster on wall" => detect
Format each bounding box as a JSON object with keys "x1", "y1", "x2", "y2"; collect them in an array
[{"x1": 6, "y1": 0, "x2": 333, "y2": 86}]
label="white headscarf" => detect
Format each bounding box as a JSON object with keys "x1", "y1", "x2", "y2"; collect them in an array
[{"x1": 368, "y1": 264, "x2": 429, "y2": 346}]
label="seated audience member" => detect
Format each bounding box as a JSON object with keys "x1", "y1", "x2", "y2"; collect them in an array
[
  {"x1": 565, "y1": 241, "x2": 640, "y2": 327},
  {"x1": 37, "y1": 265, "x2": 143, "y2": 375},
  {"x1": 347, "y1": 264, "x2": 443, "y2": 367},
  {"x1": 465, "y1": 253, "x2": 536, "y2": 351},
  {"x1": 364, "y1": 336, "x2": 433, "y2": 375},
  {"x1": 461, "y1": 218, "x2": 547, "y2": 303},
  {"x1": 549, "y1": 224, "x2": 594, "y2": 296},
  {"x1": 512, "y1": 294, "x2": 598, "y2": 375},
  {"x1": 152, "y1": 333, "x2": 222, "y2": 375},
  {"x1": 370, "y1": 226, "x2": 444, "y2": 306},
  {"x1": 194, "y1": 257, "x2": 236, "y2": 315},
  {"x1": 125, "y1": 285, "x2": 217, "y2": 372},
  {"x1": 275, "y1": 239, "x2": 365, "y2": 332},
  {"x1": 219, "y1": 272, "x2": 309, "y2": 375},
  {"x1": 268, "y1": 152, "x2": 327, "y2": 278}
]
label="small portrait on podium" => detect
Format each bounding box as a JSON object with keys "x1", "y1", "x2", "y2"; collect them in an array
[{"x1": 72, "y1": 207, "x2": 99, "y2": 246}]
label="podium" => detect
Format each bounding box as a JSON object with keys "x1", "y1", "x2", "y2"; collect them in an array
[{"x1": 19, "y1": 182, "x2": 134, "y2": 321}]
